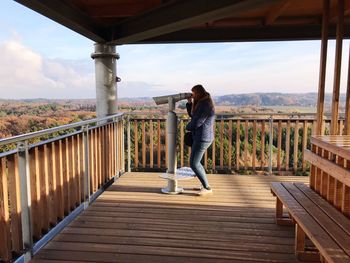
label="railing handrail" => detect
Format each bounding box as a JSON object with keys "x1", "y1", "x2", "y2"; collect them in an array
[{"x1": 0, "y1": 113, "x2": 124, "y2": 146}]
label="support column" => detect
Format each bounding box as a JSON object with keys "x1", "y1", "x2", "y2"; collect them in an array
[
  {"x1": 330, "y1": 0, "x2": 344, "y2": 135},
  {"x1": 316, "y1": 0, "x2": 330, "y2": 135},
  {"x1": 345, "y1": 44, "x2": 350, "y2": 135},
  {"x1": 91, "y1": 43, "x2": 120, "y2": 118}
]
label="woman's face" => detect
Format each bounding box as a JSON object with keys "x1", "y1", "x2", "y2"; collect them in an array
[{"x1": 192, "y1": 90, "x2": 198, "y2": 100}]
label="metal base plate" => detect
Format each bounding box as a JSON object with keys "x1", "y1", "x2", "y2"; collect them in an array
[{"x1": 161, "y1": 187, "x2": 184, "y2": 194}]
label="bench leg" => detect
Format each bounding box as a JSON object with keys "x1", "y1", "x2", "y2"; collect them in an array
[
  {"x1": 275, "y1": 198, "x2": 293, "y2": 225},
  {"x1": 295, "y1": 224, "x2": 320, "y2": 262}
]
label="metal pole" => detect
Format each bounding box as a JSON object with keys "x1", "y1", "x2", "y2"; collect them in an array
[
  {"x1": 127, "y1": 116, "x2": 131, "y2": 173},
  {"x1": 268, "y1": 116, "x2": 273, "y2": 175},
  {"x1": 161, "y1": 97, "x2": 182, "y2": 194},
  {"x1": 91, "y1": 43, "x2": 120, "y2": 118},
  {"x1": 82, "y1": 125, "x2": 90, "y2": 208},
  {"x1": 17, "y1": 141, "x2": 33, "y2": 262}
]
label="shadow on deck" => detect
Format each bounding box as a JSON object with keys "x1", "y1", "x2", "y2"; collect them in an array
[{"x1": 31, "y1": 173, "x2": 308, "y2": 263}]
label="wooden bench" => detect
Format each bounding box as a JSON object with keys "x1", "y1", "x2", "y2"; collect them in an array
[{"x1": 271, "y1": 182, "x2": 350, "y2": 263}]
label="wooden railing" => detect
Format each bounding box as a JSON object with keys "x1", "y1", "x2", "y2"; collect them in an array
[
  {"x1": 0, "y1": 114, "x2": 124, "y2": 262},
  {"x1": 306, "y1": 135, "x2": 350, "y2": 217},
  {"x1": 126, "y1": 113, "x2": 345, "y2": 174}
]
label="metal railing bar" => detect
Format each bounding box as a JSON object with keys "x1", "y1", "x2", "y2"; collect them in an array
[{"x1": 0, "y1": 113, "x2": 123, "y2": 146}]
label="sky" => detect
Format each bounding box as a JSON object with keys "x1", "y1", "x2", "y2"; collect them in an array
[{"x1": 0, "y1": 0, "x2": 349, "y2": 99}]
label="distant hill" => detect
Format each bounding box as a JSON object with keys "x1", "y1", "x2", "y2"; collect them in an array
[
  {"x1": 214, "y1": 93, "x2": 344, "y2": 107},
  {"x1": 0, "y1": 93, "x2": 345, "y2": 108}
]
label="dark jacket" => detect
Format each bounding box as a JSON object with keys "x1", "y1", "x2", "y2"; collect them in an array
[{"x1": 186, "y1": 99, "x2": 215, "y2": 142}]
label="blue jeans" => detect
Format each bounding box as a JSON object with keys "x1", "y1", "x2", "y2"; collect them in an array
[{"x1": 190, "y1": 140, "x2": 212, "y2": 189}]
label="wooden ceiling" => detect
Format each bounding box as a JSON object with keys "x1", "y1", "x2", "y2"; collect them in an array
[{"x1": 14, "y1": 0, "x2": 350, "y2": 44}]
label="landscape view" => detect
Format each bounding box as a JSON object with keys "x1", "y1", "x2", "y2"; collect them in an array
[{"x1": 0, "y1": 92, "x2": 345, "y2": 140}]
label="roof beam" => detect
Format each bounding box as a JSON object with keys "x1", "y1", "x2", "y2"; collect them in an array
[
  {"x1": 264, "y1": 0, "x2": 291, "y2": 26},
  {"x1": 110, "y1": 0, "x2": 281, "y2": 44},
  {"x1": 85, "y1": 1, "x2": 161, "y2": 18},
  {"x1": 136, "y1": 25, "x2": 350, "y2": 44},
  {"x1": 330, "y1": 0, "x2": 350, "y2": 22},
  {"x1": 14, "y1": 0, "x2": 109, "y2": 42}
]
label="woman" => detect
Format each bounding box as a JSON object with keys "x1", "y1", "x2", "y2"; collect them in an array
[{"x1": 186, "y1": 84, "x2": 215, "y2": 195}]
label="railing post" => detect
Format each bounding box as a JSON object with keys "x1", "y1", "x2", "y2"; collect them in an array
[
  {"x1": 122, "y1": 117, "x2": 125, "y2": 173},
  {"x1": 114, "y1": 118, "x2": 119, "y2": 177},
  {"x1": 17, "y1": 141, "x2": 33, "y2": 262},
  {"x1": 82, "y1": 125, "x2": 90, "y2": 208},
  {"x1": 268, "y1": 116, "x2": 273, "y2": 175},
  {"x1": 127, "y1": 115, "x2": 131, "y2": 172}
]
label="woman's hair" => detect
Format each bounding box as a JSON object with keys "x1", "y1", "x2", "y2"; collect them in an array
[{"x1": 192, "y1": 84, "x2": 215, "y2": 112}]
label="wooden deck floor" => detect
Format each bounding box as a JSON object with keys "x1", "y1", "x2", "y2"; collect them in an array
[{"x1": 31, "y1": 173, "x2": 309, "y2": 263}]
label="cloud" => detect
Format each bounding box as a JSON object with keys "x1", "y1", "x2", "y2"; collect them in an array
[{"x1": 0, "y1": 40, "x2": 95, "y2": 99}]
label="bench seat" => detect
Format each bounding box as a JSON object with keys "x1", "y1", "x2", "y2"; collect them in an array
[{"x1": 270, "y1": 182, "x2": 350, "y2": 263}]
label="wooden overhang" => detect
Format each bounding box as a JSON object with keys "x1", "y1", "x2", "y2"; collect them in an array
[{"x1": 14, "y1": 0, "x2": 350, "y2": 45}]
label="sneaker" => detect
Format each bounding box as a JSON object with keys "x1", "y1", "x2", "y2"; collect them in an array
[{"x1": 198, "y1": 188, "x2": 213, "y2": 196}]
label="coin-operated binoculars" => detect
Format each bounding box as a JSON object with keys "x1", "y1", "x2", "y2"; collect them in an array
[{"x1": 153, "y1": 93, "x2": 192, "y2": 194}]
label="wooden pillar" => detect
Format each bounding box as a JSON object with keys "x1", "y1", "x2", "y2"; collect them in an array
[
  {"x1": 345, "y1": 44, "x2": 350, "y2": 135},
  {"x1": 316, "y1": 0, "x2": 330, "y2": 135},
  {"x1": 330, "y1": 0, "x2": 345, "y2": 135}
]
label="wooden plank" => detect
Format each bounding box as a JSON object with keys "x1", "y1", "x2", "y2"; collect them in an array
[
  {"x1": 252, "y1": 121, "x2": 257, "y2": 170},
  {"x1": 334, "y1": 156, "x2": 344, "y2": 210},
  {"x1": 304, "y1": 150, "x2": 350, "y2": 187},
  {"x1": 76, "y1": 134, "x2": 84, "y2": 205},
  {"x1": 98, "y1": 127, "x2": 102, "y2": 187},
  {"x1": 142, "y1": 120, "x2": 146, "y2": 168},
  {"x1": 302, "y1": 121, "x2": 308, "y2": 171},
  {"x1": 180, "y1": 120, "x2": 184, "y2": 168},
  {"x1": 339, "y1": 120, "x2": 344, "y2": 135},
  {"x1": 345, "y1": 44, "x2": 350, "y2": 135},
  {"x1": 40, "y1": 145, "x2": 50, "y2": 231},
  {"x1": 271, "y1": 182, "x2": 350, "y2": 263},
  {"x1": 150, "y1": 120, "x2": 154, "y2": 168},
  {"x1": 311, "y1": 136, "x2": 350, "y2": 161},
  {"x1": 88, "y1": 130, "x2": 94, "y2": 195},
  {"x1": 264, "y1": 0, "x2": 290, "y2": 26},
  {"x1": 315, "y1": 146, "x2": 323, "y2": 194},
  {"x1": 7, "y1": 154, "x2": 22, "y2": 253},
  {"x1": 330, "y1": 0, "x2": 345, "y2": 135},
  {"x1": 30, "y1": 147, "x2": 42, "y2": 239},
  {"x1": 228, "y1": 120, "x2": 232, "y2": 170},
  {"x1": 293, "y1": 121, "x2": 299, "y2": 171},
  {"x1": 283, "y1": 183, "x2": 350, "y2": 257},
  {"x1": 295, "y1": 224, "x2": 305, "y2": 255},
  {"x1": 56, "y1": 140, "x2": 64, "y2": 219},
  {"x1": 47, "y1": 142, "x2": 57, "y2": 226},
  {"x1": 343, "y1": 160, "x2": 350, "y2": 216},
  {"x1": 0, "y1": 158, "x2": 11, "y2": 261},
  {"x1": 285, "y1": 120, "x2": 291, "y2": 170},
  {"x1": 320, "y1": 149, "x2": 329, "y2": 198},
  {"x1": 220, "y1": 120, "x2": 224, "y2": 169},
  {"x1": 244, "y1": 120, "x2": 248, "y2": 170},
  {"x1": 295, "y1": 183, "x2": 350, "y2": 235},
  {"x1": 261, "y1": 121, "x2": 265, "y2": 169},
  {"x1": 134, "y1": 120, "x2": 138, "y2": 168},
  {"x1": 62, "y1": 138, "x2": 71, "y2": 214},
  {"x1": 277, "y1": 121, "x2": 282, "y2": 171},
  {"x1": 316, "y1": 0, "x2": 330, "y2": 135},
  {"x1": 310, "y1": 144, "x2": 316, "y2": 190},
  {"x1": 69, "y1": 136, "x2": 77, "y2": 209},
  {"x1": 157, "y1": 120, "x2": 161, "y2": 168},
  {"x1": 236, "y1": 120, "x2": 240, "y2": 171}
]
